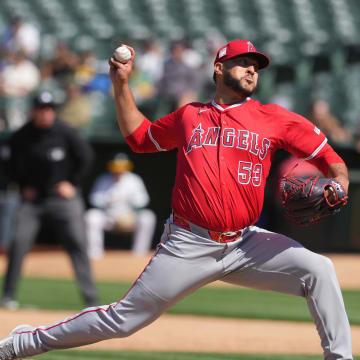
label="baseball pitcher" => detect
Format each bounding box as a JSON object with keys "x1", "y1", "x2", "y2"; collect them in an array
[{"x1": 0, "y1": 40, "x2": 353, "y2": 360}]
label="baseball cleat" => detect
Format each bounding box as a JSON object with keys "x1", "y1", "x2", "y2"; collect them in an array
[{"x1": 0, "y1": 325, "x2": 32, "y2": 360}]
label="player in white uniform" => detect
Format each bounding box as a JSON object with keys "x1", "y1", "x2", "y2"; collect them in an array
[{"x1": 85, "y1": 153, "x2": 156, "y2": 258}]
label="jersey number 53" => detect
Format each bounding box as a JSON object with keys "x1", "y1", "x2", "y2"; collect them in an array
[{"x1": 238, "y1": 161, "x2": 262, "y2": 186}]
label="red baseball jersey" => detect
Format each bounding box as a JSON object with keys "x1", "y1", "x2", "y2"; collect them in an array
[{"x1": 126, "y1": 98, "x2": 344, "y2": 232}]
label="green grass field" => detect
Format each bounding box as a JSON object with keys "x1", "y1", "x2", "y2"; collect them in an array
[
  {"x1": 2, "y1": 277, "x2": 359, "y2": 324},
  {"x1": 1, "y1": 277, "x2": 359, "y2": 359}
]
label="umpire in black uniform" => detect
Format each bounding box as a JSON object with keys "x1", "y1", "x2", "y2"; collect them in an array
[{"x1": 0, "y1": 91, "x2": 98, "y2": 309}]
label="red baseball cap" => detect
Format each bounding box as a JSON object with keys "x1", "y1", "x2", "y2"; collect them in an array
[{"x1": 214, "y1": 40, "x2": 270, "y2": 70}]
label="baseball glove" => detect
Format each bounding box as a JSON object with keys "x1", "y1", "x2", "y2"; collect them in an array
[{"x1": 279, "y1": 176, "x2": 348, "y2": 226}]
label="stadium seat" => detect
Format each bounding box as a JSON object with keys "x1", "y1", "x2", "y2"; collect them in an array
[{"x1": 0, "y1": 0, "x2": 359, "y2": 142}]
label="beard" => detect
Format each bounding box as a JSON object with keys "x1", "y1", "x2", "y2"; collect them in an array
[{"x1": 223, "y1": 69, "x2": 256, "y2": 97}]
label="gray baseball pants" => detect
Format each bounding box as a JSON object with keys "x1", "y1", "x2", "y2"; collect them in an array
[
  {"x1": 14, "y1": 215, "x2": 353, "y2": 359},
  {"x1": 2, "y1": 195, "x2": 98, "y2": 306}
]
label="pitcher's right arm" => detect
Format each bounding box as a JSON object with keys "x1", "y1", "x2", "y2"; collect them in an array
[
  {"x1": 109, "y1": 45, "x2": 178, "y2": 153},
  {"x1": 109, "y1": 46, "x2": 144, "y2": 137}
]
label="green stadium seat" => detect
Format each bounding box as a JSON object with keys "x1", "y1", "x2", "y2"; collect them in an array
[{"x1": 0, "y1": 0, "x2": 359, "y2": 142}]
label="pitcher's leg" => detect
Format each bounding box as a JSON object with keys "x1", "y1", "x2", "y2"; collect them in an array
[
  {"x1": 222, "y1": 227, "x2": 352, "y2": 360},
  {"x1": 14, "y1": 279, "x2": 170, "y2": 357},
  {"x1": 13, "y1": 225, "x2": 226, "y2": 358}
]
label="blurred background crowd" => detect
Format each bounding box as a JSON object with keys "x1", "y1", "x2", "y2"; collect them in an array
[
  {"x1": 0, "y1": 0, "x2": 360, "y2": 258},
  {"x1": 0, "y1": 0, "x2": 359, "y2": 147}
]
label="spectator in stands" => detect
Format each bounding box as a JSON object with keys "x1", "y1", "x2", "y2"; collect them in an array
[
  {"x1": 0, "y1": 50, "x2": 40, "y2": 98},
  {"x1": 308, "y1": 99, "x2": 352, "y2": 145},
  {"x1": 38, "y1": 61, "x2": 63, "y2": 95},
  {"x1": 157, "y1": 40, "x2": 202, "y2": 112},
  {"x1": 183, "y1": 39, "x2": 208, "y2": 99},
  {"x1": 74, "y1": 50, "x2": 97, "y2": 87},
  {"x1": 133, "y1": 39, "x2": 164, "y2": 117},
  {"x1": 85, "y1": 153, "x2": 156, "y2": 260},
  {"x1": 137, "y1": 38, "x2": 164, "y2": 85},
  {"x1": 182, "y1": 39, "x2": 204, "y2": 71},
  {"x1": 76, "y1": 50, "x2": 112, "y2": 95},
  {"x1": 0, "y1": 91, "x2": 98, "y2": 310},
  {"x1": 201, "y1": 32, "x2": 227, "y2": 100},
  {"x1": 0, "y1": 15, "x2": 40, "y2": 59},
  {"x1": 58, "y1": 82, "x2": 92, "y2": 131},
  {"x1": 41, "y1": 41, "x2": 79, "y2": 85},
  {"x1": 0, "y1": 50, "x2": 40, "y2": 130},
  {"x1": 268, "y1": 83, "x2": 295, "y2": 111},
  {"x1": 128, "y1": 63, "x2": 157, "y2": 117}
]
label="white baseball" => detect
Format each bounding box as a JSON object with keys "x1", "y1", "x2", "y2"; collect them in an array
[{"x1": 113, "y1": 46, "x2": 131, "y2": 63}]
